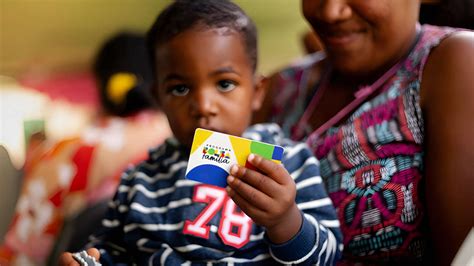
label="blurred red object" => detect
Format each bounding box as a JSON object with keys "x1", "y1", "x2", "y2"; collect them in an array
[{"x1": 19, "y1": 72, "x2": 99, "y2": 108}]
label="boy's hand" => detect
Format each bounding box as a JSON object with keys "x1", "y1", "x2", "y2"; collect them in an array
[
  {"x1": 58, "y1": 248, "x2": 100, "y2": 266},
  {"x1": 226, "y1": 154, "x2": 302, "y2": 244}
]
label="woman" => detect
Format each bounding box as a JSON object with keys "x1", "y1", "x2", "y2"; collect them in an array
[{"x1": 257, "y1": 0, "x2": 474, "y2": 264}]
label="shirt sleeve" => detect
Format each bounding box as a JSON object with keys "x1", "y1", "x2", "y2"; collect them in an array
[
  {"x1": 85, "y1": 168, "x2": 140, "y2": 265},
  {"x1": 85, "y1": 144, "x2": 188, "y2": 266},
  {"x1": 266, "y1": 141, "x2": 343, "y2": 265}
]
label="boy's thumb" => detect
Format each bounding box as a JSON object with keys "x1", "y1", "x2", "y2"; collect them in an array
[{"x1": 86, "y1": 248, "x2": 101, "y2": 260}]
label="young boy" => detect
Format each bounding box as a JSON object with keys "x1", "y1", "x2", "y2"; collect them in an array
[{"x1": 60, "y1": 1, "x2": 342, "y2": 265}]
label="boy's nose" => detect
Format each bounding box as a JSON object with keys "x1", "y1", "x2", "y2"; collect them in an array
[
  {"x1": 190, "y1": 89, "x2": 218, "y2": 119},
  {"x1": 316, "y1": 0, "x2": 352, "y2": 23}
]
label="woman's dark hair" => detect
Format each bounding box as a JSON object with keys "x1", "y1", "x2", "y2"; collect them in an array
[
  {"x1": 146, "y1": 0, "x2": 258, "y2": 80},
  {"x1": 93, "y1": 32, "x2": 156, "y2": 117}
]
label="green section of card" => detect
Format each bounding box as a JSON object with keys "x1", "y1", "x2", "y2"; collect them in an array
[{"x1": 250, "y1": 141, "x2": 273, "y2": 159}]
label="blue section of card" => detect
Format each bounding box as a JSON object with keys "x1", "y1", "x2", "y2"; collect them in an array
[
  {"x1": 187, "y1": 164, "x2": 229, "y2": 188},
  {"x1": 272, "y1": 146, "x2": 284, "y2": 160}
]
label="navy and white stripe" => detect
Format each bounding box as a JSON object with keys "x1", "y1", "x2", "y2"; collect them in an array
[{"x1": 87, "y1": 123, "x2": 342, "y2": 265}]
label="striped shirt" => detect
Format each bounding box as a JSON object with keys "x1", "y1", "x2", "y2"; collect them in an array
[{"x1": 87, "y1": 123, "x2": 343, "y2": 265}]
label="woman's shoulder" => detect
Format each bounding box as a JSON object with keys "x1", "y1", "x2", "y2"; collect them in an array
[
  {"x1": 426, "y1": 29, "x2": 474, "y2": 64},
  {"x1": 420, "y1": 29, "x2": 474, "y2": 132},
  {"x1": 433, "y1": 29, "x2": 474, "y2": 65},
  {"x1": 417, "y1": 24, "x2": 472, "y2": 63},
  {"x1": 416, "y1": 25, "x2": 473, "y2": 97},
  {"x1": 421, "y1": 30, "x2": 474, "y2": 101}
]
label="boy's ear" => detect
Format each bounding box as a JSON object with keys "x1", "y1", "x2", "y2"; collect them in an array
[{"x1": 251, "y1": 75, "x2": 268, "y2": 111}]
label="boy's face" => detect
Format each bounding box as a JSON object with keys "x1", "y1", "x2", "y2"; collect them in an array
[{"x1": 154, "y1": 28, "x2": 265, "y2": 148}]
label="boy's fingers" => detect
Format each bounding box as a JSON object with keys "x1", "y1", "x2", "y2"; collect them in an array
[
  {"x1": 58, "y1": 252, "x2": 79, "y2": 266},
  {"x1": 227, "y1": 174, "x2": 272, "y2": 210},
  {"x1": 226, "y1": 186, "x2": 266, "y2": 219},
  {"x1": 87, "y1": 248, "x2": 101, "y2": 260},
  {"x1": 58, "y1": 249, "x2": 100, "y2": 266},
  {"x1": 246, "y1": 154, "x2": 289, "y2": 184},
  {"x1": 229, "y1": 164, "x2": 278, "y2": 196}
]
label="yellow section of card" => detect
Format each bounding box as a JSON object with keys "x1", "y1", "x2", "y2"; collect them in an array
[
  {"x1": 190, "y1": 128, "x2": 213, "y2": 155},
  {"x1": 229, "y1": 135, "x2": 251, "y2": 166}
]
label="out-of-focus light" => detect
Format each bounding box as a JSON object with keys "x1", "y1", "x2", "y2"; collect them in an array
[
  {"x1": 0, "y1": 76, "x2": 94, "y2": 168},
  {"x1": 0, "y1": 76, "x2": 49, "y2": 168},
  {"x1": 46, "y1": 100, "x2": 93, "y2": 141}
]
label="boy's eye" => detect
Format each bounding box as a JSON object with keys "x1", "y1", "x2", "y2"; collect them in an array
[
  {"x1": 217, "y1": 80, "x2": 236, "y2": 92},
  {"x1": 169, "y1": 85, "x2": 189, "y2": 96}
]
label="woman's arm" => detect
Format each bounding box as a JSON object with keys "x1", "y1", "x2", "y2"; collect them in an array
[{"x1": 420, "y1": 31, "x2": 474, "y2": 266}]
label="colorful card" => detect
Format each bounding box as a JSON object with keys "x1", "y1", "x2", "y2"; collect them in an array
[{"x1": 185, "y1": 128, "x2": 285, "y2": 188}]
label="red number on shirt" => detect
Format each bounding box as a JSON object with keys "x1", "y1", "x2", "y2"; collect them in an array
[
  {"x1": 218, "y1": 196, "x2": 252, "y2": 248},
  {"x1": 183, "y1": 185, "x2": 227, "y2": 239},
  {"x1": 183, "y1": 185, "x2": 252, "y2": 248}
]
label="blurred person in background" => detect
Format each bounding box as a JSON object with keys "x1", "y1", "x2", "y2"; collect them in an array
[{"x1": 0, "y1": 32, "x2": 171, "y2": 265}]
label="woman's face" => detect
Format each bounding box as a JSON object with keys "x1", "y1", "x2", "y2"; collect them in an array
[{"x1": 302, "y1": 0, "x2": 420, "y2": 79}]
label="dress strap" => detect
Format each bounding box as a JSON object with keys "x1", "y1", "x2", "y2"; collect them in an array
[
  {"x1": 291, "y1": 67, "x2": 331, "y2": 140},
  {"x1": 294, "y1": 25, "x2": 422, "y2": 143}
]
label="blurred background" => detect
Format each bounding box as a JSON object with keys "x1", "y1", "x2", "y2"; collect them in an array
[
  {"x1": 0, "y1": 0, "x2": 310, "y2": 168},
  {"x1": 1, "y1": 1, "x2": 473, "y2": 265}
]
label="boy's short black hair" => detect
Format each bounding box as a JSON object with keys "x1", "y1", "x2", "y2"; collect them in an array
[{"x1": 147, "y1": 0, "x2": 258, "y2": 78}]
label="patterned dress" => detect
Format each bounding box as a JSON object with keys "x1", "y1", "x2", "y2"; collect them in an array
[{"x1": 268, "y1": 25, "x2": 459, "y2": 264}]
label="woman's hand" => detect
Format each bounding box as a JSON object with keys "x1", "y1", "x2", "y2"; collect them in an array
[
  {"x1": 58, "y1": 248, "x2": 100, "y2": 266},
  {"x1": 226, "y1": 154, "x2": 302, "y2": 244}
]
